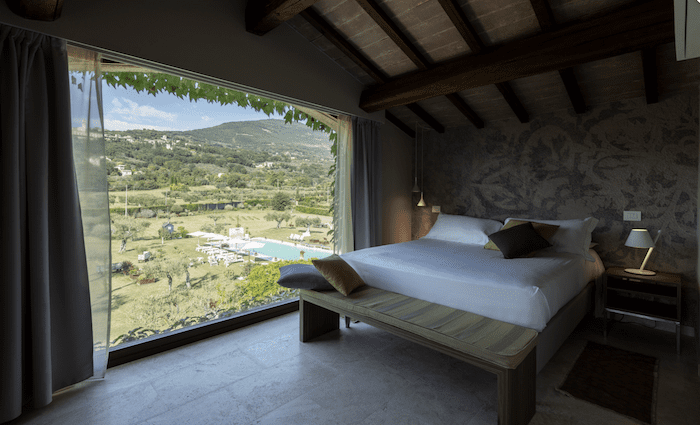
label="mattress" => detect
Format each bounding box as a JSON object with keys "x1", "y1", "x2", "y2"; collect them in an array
[{"x1": 341, "y1": 239, "x2": 605, "y2": 331}]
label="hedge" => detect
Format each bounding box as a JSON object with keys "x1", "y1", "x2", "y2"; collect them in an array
[
  {"x1": 246, "y1": 199, "x2": 272, "y2": 207},
  {"x1": 294, "y1": 205, "x2": 331, "y2": 216}
]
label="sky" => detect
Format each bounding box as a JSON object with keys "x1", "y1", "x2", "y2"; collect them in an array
[
  {"x1": 70, "y1": 74, "x2": 280, "y2": 132},
  {"x1": 102, "y1": 84, "x2": 277, "y2": 132}
]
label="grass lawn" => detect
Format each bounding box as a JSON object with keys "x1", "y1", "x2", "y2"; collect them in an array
[{"x1": 109, "y1": 207, "x2": 331, "y2": 343}]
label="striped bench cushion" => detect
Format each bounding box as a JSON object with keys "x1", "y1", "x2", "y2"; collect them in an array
[{"x1": 301, "y1": 286, "x2": 538, "y2": 369}]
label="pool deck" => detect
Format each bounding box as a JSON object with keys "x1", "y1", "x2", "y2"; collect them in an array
[{"x1": 251, "y1": 237, "x2": 333, "y2": 255}]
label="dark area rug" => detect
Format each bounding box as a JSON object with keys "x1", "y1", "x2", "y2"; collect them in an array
[{"x1": 556, "y1": 341, "x2": 659, "y2": 425}]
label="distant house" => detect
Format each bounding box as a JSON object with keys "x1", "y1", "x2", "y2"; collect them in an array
[
  {"x1": 255, "y1": 161, "x2": 274, "y2": 168},
  {"x1": 162, "y1": 222, "x2": 174, "y2": 234},
  {"x1": 121, "y1": 169, "x2": 132, "y2": 176}
]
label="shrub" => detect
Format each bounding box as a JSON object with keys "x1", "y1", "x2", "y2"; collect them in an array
[
  {"x1": 171, "y1": 204, "x2": 184, "y2": 214},
  {"x1": 135, "y1": 208, "x2": 156, "y2": 219},
  {"x1": 224, "y1": 205, "x2": 234, "y2": 211},
  {"x1": 294, "y1": 205, "x2": 331, "y2": 216}
]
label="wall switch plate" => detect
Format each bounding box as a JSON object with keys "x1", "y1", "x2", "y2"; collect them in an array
[
  {"x1": 432, "y1": 206, "x2": 441, "y2": 213},
  {"x1": 623, "y1": 211, "x2": 641, "y2": 221}
]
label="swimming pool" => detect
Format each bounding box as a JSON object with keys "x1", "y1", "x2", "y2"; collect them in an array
[{"x1": 247, "y1": 240, "x2": 332, "y2": 261}]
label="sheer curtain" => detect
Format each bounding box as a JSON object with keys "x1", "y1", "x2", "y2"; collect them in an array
[
  {"x1": 333, "y1": 115, "x2": 354, "y2": 254},
  {"x1": 0, "y1": 27, "x2": 109, "y2": 423},
  {"x1": 351, "y1": 117, "x2": 382, "y2": 250},
  {"x1": 68, "y1": 45, "x2": 111, "y2": 379}
]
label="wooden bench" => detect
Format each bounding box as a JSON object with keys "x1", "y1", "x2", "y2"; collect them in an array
[{"x1": 300, "y1": 286, "x2": 539, "y2": 425}]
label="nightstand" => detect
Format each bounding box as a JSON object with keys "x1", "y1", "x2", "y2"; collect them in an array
[{"x1": 603, "y1": 267, "x2": 682, "y2": 354}]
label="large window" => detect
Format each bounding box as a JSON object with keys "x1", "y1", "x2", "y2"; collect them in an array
[{"x1": 69, "y1": 47, "x2": 339, "y2": 351}]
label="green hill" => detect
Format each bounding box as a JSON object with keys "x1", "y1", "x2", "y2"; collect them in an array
[{"x1": 184, "y1": 119, "x2": 331, "y2": 160}]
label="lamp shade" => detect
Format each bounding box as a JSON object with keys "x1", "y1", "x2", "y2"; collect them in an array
[{"x1": 625, "y1": 229, "x2": 655, "y2": 249}]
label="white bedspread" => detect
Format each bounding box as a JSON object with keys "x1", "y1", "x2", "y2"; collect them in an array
[{"x1": 341, "y1": 239, "x2": 604, "y2": 331}]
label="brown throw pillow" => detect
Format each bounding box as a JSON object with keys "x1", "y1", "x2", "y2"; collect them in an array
[
  {"x1": 484, "y1": 220, "x2": 559, "y2": 250},
  {"x1": 312, "y1": 254, "x2": 366, "y2": 296},
  {"x1": 488, "y1": 222, "x2": 552, "y2": 259}
]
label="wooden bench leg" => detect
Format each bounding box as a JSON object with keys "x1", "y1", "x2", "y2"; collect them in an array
[
  {"x1": 300, "y1": 298, "x2": 339, "y2": 342},
  {"x1": 497, "y1": 347, "x2": 536, "y2": 425}
]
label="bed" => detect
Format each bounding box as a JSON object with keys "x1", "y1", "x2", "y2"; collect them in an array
[{"x1": 332, "y1": 213, "x2": 606, "y2": 373}]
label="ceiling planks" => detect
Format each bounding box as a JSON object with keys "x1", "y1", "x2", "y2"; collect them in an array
[
  {"x1": 355, "y1": 0, "x2": 430, "y2": 70},
  {"x1": 300, "y1": 8, "x2": 387, "y2": 83},
  {"x1": 529, "y1": 0, "x2": 586, "y2": 114},
  {"x1": 437, "y1": 0, "x2": 529, "y2": 123},
  {"x1": 356, "y1": 0, "x2": 483, "y2": 128},
  {"x1": 246, "y1": 0, "x2": 322, "y2": 35},
  {"x1": 359, "y1": 0, "x2": 675, "y2": 112},
  {"x1": 301, "y1": 5, "x2": 446, "y2": 133}
]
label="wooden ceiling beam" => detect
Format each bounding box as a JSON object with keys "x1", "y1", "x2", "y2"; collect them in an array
[
  {"x1": 355, "y1": 0, "x2": 430, "y2": 70},
  {"x1": 436, "y1": 0, "x2": 484, "y2": 54},
  {"x1": 300, "y1": 7, "x2": 445, "y2": 133},
  {"x1": 356, "y1": 0, "x2": 483, "y2": 128},
  {"x1": 385, "y1": 111, "x2": 416, "y2": 138},
  {"x1": 406, "y1": 104, "x2": 445, "y2": 133},
  {"x1": 246, "y1": 0, "x2": 322, "y2": 36},
  {"x1": 300, "y1": 8, "x2": 387, "y2": 83},
  {"x1": 642, "y1": 47, "x2": 659, "y2": 104},
  {"x1": 530, "y1": 0, "x2": 587, "y2": 114},
  {"x1": 438, "y1": 0, "x2": 529, "y2": 123},
  {"x1": 445, "y1": 94, "x2": 484, "y2": 129},
  {"x1": 529, "y1": 0, "x2": 556, "y2": 31},
  {"x1": 360, "y1": 0, "x2": 674, "y2": 112},
  {"x1": 495, "y1": 83, "x2": 529, "y2": 123},
  {"x1": 558, "y1": 68, "x2": 586, "y2": 114}
]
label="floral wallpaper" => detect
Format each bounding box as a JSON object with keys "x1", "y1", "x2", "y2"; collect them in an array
[{"x1": 413, "y1": 91, "x2": 698, "y2": 325}]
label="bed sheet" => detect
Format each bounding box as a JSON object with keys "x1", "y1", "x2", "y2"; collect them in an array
[{"x1": 341, "y1": 239, "x2": 604, "y2": 331}]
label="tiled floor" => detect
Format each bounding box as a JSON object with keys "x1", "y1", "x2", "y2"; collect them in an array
[{"x1": 8, "y1": 313, "x2": 700, "y2": 425}]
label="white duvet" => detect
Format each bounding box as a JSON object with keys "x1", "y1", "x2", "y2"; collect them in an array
[{"x1": 341, "y1": 239, "x2": 604, "y2": 331}]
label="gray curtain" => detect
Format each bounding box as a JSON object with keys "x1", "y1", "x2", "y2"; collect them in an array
[
  {"x1": 0, "y1": 26, "x2": 94, "y2": 422},
  {"x1": 351, "y1": 117, "x2": 382, "y2": 250}
]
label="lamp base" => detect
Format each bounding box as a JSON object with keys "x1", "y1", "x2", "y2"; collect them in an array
[{"x1": 624, "y1": 268, "x2": 656, "y2": 276}]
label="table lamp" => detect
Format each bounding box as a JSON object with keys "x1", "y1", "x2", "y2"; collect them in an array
[{"x1": 624, "y1": 228, "x2": 661, "y2": 275}]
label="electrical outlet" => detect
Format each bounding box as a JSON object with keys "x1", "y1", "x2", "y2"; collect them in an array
[
  {"x1": 432, "y1": 206, "x2": 441, "y2": 213},
  {"x1": 623, "y1": 211, "x2": 641, "y2": 221}
]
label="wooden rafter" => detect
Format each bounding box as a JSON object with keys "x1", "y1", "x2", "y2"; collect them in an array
[
  {"x1": 406, "y1": 104, "x2": 445, "y2": 133},
  {"x1": 356, "y1": 0, "x2": 482, "y2": 128},
  {"x1": 437, "y1": 0, "x2": 529, "y2": 123},
  {"x1": 436, "y1": 0, "x2": 484, "y2": 53},
  {"x1": 360, "y1": 0, "x2": 674, "y2": 112},
  {"x1": 495, "y1": 83, "x2": 528, "y2": 123},
  {"x1": 385, "y1": 111, "x2": 416, "y2": 138},
  {"x1": 300, "y1": 8, "x2": 386, "y2": 83},
  {"x1": 529, "y1": 0, "x2": 586, "y2": 114},
  {"x1": 300, "y1": 7, "x2": 445, "y2": 133},
  {"x1": 445, "y1": 94, "x2": 484, "y2": 129},
  {"x1": 529, "y1": 0, "x2": 556, "y2": 31},
  {"x1": 355, "y1": 0, "x2": 430, "y2": 70},
  {"x1": 642, "y1": 47, "x2": 659, "y2": 104},
  {"x1": 246, "y1": 0, "x2": 322, "y2": 36}
]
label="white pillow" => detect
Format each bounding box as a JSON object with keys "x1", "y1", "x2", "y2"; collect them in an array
[
  {"x1": 505, "y1": 217, "x2": 599, "y2": 261},
  {"x1": 423, "y1": 213, "x2": 502, "y2": 245}
]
